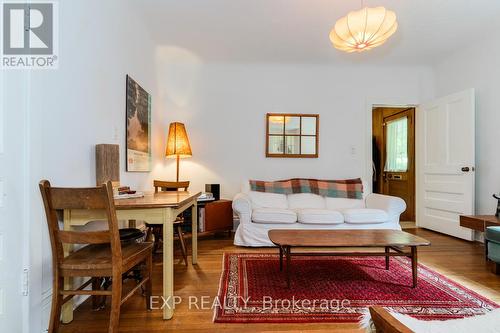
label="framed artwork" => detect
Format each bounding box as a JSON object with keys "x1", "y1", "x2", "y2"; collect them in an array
[
  {"x1": 266, "y1": 113, "x2": 319, "y2": 158},
  {"x1": 126, "y1": 75, "x2": 151, "y2": 171}
]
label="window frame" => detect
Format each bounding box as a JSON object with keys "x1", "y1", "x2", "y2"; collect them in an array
[
  {"x1": 384, "y1": 116, "x2": 409, "y2": 172},
  {"x1": 265, "y1": 113, "x2": 319, "y2": 158}
]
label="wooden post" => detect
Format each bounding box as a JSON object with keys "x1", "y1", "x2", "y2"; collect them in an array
[
  {"x1": 286, "y1": 246, "x2": 291, "y2": 288},
  {"x1": 191, "y1": 201, "x2": 198, "y2": 265},
  {"x1": 61, "y1": 210, "x2": 74, "y2": 323},
  {"x1": 279, "y1": 246, "x2": 283, "y2": 271},
  {"x1": 96, "y1": 144, "x2": 119, "y2": 186},
  {"x1": 162, "y1": 209, "x2": 175, "y2": 319},
  {"x1": 385, "y1": 246, "x2": 390, "y2": 270}
]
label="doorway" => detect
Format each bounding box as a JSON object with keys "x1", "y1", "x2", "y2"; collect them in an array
[{"x1": 372, "y1": 107, "x2": 415, "y2": 221}]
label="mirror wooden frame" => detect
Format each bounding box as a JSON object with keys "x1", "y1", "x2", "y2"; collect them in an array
[{"x1": 266, "y1": 113, "x2": 319, "y2": 158}]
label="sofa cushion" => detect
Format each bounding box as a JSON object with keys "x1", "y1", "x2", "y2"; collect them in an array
[
  {"x1": 325, "y1": 197, "x2": 365, "y2": 210},
  {"x1": 297, "y1": 209, "x2": 344, "y2": 225},
  {"x1": 248, "y1": 191, "x2": 288, "y2": 209},
  {"x1": 287, "y1": 193, "x2": 326, "y2": 210},
  {"x1": 252, "y1": 208, "x2": 297, "y2": 224},
  {"x1": 342, "y1": 208, "x2": 388, "y2": 224}
]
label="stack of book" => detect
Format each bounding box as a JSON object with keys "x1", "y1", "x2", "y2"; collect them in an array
[{"x1": 113, "y1": 186, "x2": 144, "y2": 199}]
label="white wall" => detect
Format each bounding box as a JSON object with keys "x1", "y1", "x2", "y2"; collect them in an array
[
  {"x1": 153, "y1": 61, "x2": 435, "y2": 198},
  {"x1": 0, "y1": 70, "x2": 30, "y2": 333},
  {"x1": 434, "y1": 42, "x2": 500, "y2": 215},
  {"x1": 25, "y1": 1, "x2": 161, "y2": 331}
]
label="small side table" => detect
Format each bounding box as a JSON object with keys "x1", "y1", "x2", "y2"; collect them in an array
[
  {"x1": 183, "y1": 199, "x2": 233, "y2": 237},
  {"x1": 459, "y1": 215, "x2": 500, "y2": 232},
  {"x1": 203, "y1": 199, "x2": 233, "y2": 236}
]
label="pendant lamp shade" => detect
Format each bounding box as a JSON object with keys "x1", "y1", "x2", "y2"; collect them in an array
[
  {"x1": 329, "y1": 6, "x2": 398, "y2": 53},
  {"x1": 166, "y1": 122, "x2": 192, "y2": 158}
]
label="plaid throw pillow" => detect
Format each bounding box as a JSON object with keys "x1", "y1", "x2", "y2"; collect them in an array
[{"x1": 249, "y1": 178, "x2": 363, "y2": 199}]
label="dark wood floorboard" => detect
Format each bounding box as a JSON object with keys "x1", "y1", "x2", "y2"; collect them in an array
[{"x1": 58, "y1": 228, "x2": 500, "y2": 333}]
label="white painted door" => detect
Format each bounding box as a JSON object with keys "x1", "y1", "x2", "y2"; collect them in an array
[{"x1": 416, "y1": 89, "x2": 475, "y2": 240}]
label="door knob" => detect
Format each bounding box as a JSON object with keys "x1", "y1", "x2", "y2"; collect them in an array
[{"x1": 461, "y1": 167, "x2": 470, "y2": 172}]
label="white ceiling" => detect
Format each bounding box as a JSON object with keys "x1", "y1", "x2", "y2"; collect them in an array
[{"x1": 131, "y1": 0, "x2": 500, "y2": 65}]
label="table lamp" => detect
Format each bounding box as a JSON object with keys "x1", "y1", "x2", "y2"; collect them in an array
[{"x1": 166, "y1": 122, "x2": 192, "y2": 181}]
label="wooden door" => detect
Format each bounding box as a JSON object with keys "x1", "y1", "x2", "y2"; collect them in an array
[
  {"x1": 373, "y1": 107, "x2": 415, "y2": 221},
  {"x1": 416, "y1": 89, "x2": 475, "y2": 240}
]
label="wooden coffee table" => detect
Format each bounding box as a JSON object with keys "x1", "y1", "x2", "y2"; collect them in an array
[{"x1": 268, "y1": 229, "x2": 430, "y2": 288}]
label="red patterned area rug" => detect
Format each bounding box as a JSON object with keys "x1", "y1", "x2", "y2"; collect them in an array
[{"x1": 213, "y1": 253, "x2": 498, "y2": 323}]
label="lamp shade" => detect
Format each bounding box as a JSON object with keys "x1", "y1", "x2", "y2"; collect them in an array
[
  {"x1": 165, "y1": 122, "x2": 192, "y2": 158},
  {"x1": 329, "y1": 6, "x2": 398, "y2": 53}
]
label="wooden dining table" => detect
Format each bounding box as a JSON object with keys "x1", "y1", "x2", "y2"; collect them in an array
[{"x1": 61, "y1": 191, "x2": 201, "y2": 323}]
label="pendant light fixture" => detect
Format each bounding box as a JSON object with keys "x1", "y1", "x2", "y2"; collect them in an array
[{"x1": 329, "y1": 2, "x2": 398, "y2": 53}]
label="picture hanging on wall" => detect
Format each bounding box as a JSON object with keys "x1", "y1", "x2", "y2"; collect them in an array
[{"x1": 126, "y1": 75, "x2": 151, "y2": 172}]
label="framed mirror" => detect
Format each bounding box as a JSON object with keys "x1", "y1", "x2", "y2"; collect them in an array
[{"x1": 266, "y1": 113, "x2": 319, "y2": 158}]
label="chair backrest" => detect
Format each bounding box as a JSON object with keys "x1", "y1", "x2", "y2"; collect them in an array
[
  {"x1": 39, "y1": 180, "x2": 122, "y2": 266},
  {"x1": 153, "y1": 180, "x2": 190, "y2": 193}
]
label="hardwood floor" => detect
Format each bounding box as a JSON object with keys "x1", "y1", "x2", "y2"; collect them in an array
[{"x1": 59, "y1": 228, "x2": 500, "y2": 333}]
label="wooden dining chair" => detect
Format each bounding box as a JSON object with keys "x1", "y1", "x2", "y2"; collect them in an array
[
  {"x1": 154, "y1": 180, "x2": 190, "y2": 193},
  {"x1": 148, "y1": 180, "x2": 190, "y2": 265},
  {"x1": 39, "y1": 180, "x2": 153, "y2": 333}
]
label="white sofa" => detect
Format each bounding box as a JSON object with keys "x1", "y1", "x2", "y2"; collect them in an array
[{"x1": 232, "y1": 180, "x2": 406, "y2": 247}]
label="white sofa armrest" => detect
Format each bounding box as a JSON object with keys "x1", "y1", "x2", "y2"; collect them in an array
[
  {"x1": 232, "y1": 193, "x2": 252, "y2": 219},
  {"x1": 365, "y1": 193, "x2": 406, "y2": 218}
]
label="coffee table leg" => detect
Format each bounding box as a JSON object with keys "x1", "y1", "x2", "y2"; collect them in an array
[
  {"x1": 485, "y1": 239, "x2": 490, "y2": 262},
  {"x1": 286, "y1": 246, "x2": 291, "y2": 288},
  {"x1": 411, "y1": 246, "x2": 418, "y2": 288},
  {"x1": 385, "y1": 247, "x2": 390, "y2": 270},
  {"x1": 279, "y1": 246, "x2": 283, "y2": 271}
]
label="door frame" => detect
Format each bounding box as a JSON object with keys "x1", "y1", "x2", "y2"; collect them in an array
[
  {"x1": 364, "y1": 99, "x2": 418, "y2": 194},
  {"x1": 373, "y1": 107, "x2": 416, "y2": 221}
]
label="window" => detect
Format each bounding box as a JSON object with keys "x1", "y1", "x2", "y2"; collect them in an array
[
  {"x1": 384, "y1": 117, "x2": 408, "y2": 172},
  {"x1": 266, "y1": 114, "x2": 319, "y2": 158}
]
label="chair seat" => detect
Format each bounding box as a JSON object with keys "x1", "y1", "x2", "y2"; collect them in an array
[
  {"x1": 486, "y1": 226, "x2": 500, "y2": 244},
  {"x1": 61, "y1": 242, "x2": 153, "y2": 273}
]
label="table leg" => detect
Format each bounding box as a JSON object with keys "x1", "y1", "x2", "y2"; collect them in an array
[
  {"x1": 411, "y1": 246, "x2": 418, "y2": 288},
  {"x1": 385, "y1": 247, "x2": 390, "y2": 270},
  {"x1": 485, "y1": 239, "x2": 490, "y2": 262},
  {"x1": 279, "y1": 246, "x2": 283, "y2": 271},
  {"x1": 61, "y1": 210, "x2": 74, "y2": 324},
  {"x1": 286, "y1": 246, "x2": 291, "y2": 288},
  {"x1": 191, "y1": 201, "x2": 198, "y2": 265},
  {"x1": 163, "y1": 209, "x2": 175, "y2": 319}
]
